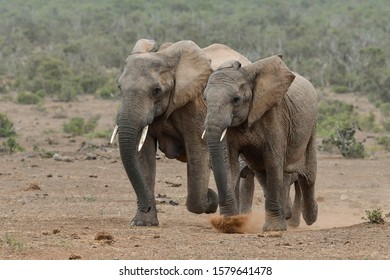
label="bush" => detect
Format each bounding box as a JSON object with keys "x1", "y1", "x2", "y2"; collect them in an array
[
  {"x1": 332, "y1": 85, "x2": 349, "y2": 94},
  {"x1": 1, "y1": 137, "x2": 24, "y2": 154},
  {"x1": 379, "y1": 103, "x2": 390, "y2": 118},
  {"x1": 17, "y1": 92, "x2": 42, "y2": 105},
  {"x1": 383, "y1": 120, "x2": 390, "y2": 132},
  {"x1": 323, "y1": 125, "x2": 366, "y2": 158},
  {"x1": 63, "y1": 116, "x2": 99, "y2": 135},
  {"x1": 22, "y1": 55, "x2": 80, "y2": 102},
  {"x1": 96, "y1": 79, "x2": 119, "y2": 99},
  {"x1": 377, "y1": 136, "x2": 390, "y2": 152},
  {"x1": 0, "y1": 113, "x2": 16, "y2": 138},
  {"x1": 362, "y1": 208, "x2": 390, "y2": 224},
  {"x1": 317, "y1": 100, "x2": 356, "y2": 137}
]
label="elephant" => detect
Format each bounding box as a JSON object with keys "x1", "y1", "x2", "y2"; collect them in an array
[
  {"x1": 203, "y1": 56, "x2": 318, "y2": 231},
  {"x1": 113, "y1": 39, "x2": 251, "y2": 226}
]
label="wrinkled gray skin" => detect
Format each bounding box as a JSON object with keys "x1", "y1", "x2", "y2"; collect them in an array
[
  {"x1": 239, "y1": 165, "x2": 302, "y2": 227},
  {"x1": 204, "y1": 57, "x2": 318, "y2": 231},
  {"x1": 116, "y1": 39, "x2": 251, "y2": 226}
]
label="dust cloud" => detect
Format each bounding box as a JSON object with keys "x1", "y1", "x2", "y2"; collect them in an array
[{"x1": 209, "y1": 211, "x2": 264, "y2": 233}]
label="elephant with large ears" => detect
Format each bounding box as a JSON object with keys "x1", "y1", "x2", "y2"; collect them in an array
[
  {"x1": 114, "y1": 39, "x2": 251, "y2": 226},
  {"x1": 204, "y1": 56, "x2": 318, "y2": 231}
]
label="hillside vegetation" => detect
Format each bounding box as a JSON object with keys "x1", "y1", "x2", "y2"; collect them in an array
[{"x1": 1, "y1": 0, "x2": 389, "y2": 156}]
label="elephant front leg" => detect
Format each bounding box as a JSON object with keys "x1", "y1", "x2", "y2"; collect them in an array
[
  {"x1": 181, "y1": 131, "x2": 218, "y2": 214},
  {"x1": 131, "y1": 135, "x2": 158, "y2": 226},
  {"x1": 262, "y1": 167, "x2": 287, "y2": 232}
]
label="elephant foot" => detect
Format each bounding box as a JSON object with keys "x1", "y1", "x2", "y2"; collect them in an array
[
  {"x1": 263, "y1": 214, "x2": 287, "y2": 232},
  {"x1": 302, "y1": 200, "x2": 318, "y2": 226},
  {"x1": 285, "y1": 204, "x2": 292, "y2": 220},
  {"x1": 288, "y1": 214, "x2": 301, "y2": 227},
  {"x1": 205, "y1": 188, "x2": 219, "y2": 214},
  {"x1": 186, "y1": 188, "x2": 218, "y2": 214},
  {"x1": 130, "y1": 207, "x2": 159, "y2": 226}
]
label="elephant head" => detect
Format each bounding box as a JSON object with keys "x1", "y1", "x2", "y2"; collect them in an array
[
  {"x1": 116, "y1": 39, "x2": 213, "y2": 225},
  {"x1": 203, "y1": 55, "x2": 295, "y2": 217}
]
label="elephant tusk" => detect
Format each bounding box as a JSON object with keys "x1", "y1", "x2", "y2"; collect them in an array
[
  {"x1": 109, "y1": 124, "x2": 118, "y2": 144},
  {"x1": 138, "y1": 125, "x2": 149, "y2": 152},
  {"x1": 201, "y1": 130, "x2": 206, "y2": 140},
  {"x1": 220, "y1": 128, "x2": 227, "y2": 141}
]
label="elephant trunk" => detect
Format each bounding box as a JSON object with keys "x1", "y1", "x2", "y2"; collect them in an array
[
  {"x1": 206, "y1": 125, "x2": 238, "y2": 216},
  {"x1": 118, "y1": 114, "x2": 152, "y2": 213}
]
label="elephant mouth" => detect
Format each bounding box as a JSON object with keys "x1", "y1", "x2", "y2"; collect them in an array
[{"x1": 110, "y1": 123, "x2": 149, "y2": 152}]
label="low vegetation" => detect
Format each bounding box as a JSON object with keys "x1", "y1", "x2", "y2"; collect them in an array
[
  {"x1": 63, "y1": 116, "x2": 99, "y2": 136},
  {"x1": 0, "y1": 113, "x2": 24, "y2": 154},
  {"x1": 362, "y1": 209, "x2": 390, "y2": 224}
]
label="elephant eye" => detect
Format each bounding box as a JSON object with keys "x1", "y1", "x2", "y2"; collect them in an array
[
  {"x1": 152, "y1": 87, "x2": 161, "y2": 97},
  {"x1": 232, "y1": 96, "x2": 240, "y2": 104}
]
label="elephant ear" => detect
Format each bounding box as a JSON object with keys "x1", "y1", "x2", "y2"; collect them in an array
[
  {"x1": 162, "y1": 40, "x2": 212, "y2": 119},
  {"x1": 246, "y1": 55, "x2": 295, "y2": 128},
  {"x1": 131, "y1": 39, "x2": 156, "y2": 54}
]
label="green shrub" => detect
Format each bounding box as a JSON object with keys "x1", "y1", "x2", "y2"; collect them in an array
[
  {"x1": 22, "y1": 55, "x2": 80, "y2": 101},
  {"x1": 362, "y1": 208, "x2": 390, "y2": 224},
  {"x1": 331, "y1": 85, "x2": 349, "y2": 94},
  {"x1": 1, "y1": 137, "x2": 24, "y2": 154},
  {"x1": 379, "y1": 103, "x2": 390, "y2": 118},
  {"x1": 80, "y1": 73, "x2": 107, "y2": 94},
  {"x1": 96, "y1": 79, "x2": 119, "y2": 99},
  {"x1": 323, "y1": 125, "x2": 366, "y2": 158},
  {"x1": 56, "y1": 82, "x2": 77, "y2": 102},
  {"x1": 377, "y1": 136, "x2": 390, "y2": 152},
  {"x1": 33, "y1": 145, "x2": 55, "y2": 158},
  {"x1": 317, "y1": 100, "x2": 356, "y2": 137},
  {"x1": 0, "y1": 113, "x2": 16, "y2": 138},
  {"x1": 17, "y1": 92, "x2": 42, "y2": 105},
  {"x1": 383, "y1": 120, "x2": 390, "y2": 132},
  {"x1": 63, "y1": 116, "x2": 99, "y2": 135},
  {"x1": 357, "y1": 112, "x2": 380, "y2": 132}
]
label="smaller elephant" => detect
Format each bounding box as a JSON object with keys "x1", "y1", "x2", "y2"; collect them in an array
[{"x1": 204, "y1": 56, "x2": 318, "y2": 232}]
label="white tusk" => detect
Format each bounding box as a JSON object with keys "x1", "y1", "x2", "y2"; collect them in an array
[
  {"x1": 138, "y1": 125, "x2": 149, "y2": 151},
  {"x1": 201, "y1": 130, "x2": 206, "y2": 140},
  {"x1": 220, "y1": 128, "x2": 227, "y2": 142},
  {"x1": 110, "y1": 124, "x2": 118, "y2": 144}
]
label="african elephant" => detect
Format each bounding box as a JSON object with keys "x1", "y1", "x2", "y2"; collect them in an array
[
  {"x1": 203, "y1": 56, "x2": 318, "y2": 231},
  {"x1": 113, "y1": 39, "x2": 251, "y2": 226}
]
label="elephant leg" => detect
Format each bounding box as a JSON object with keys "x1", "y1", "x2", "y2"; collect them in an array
[
  {"x1": 238, "y1": 171, "x2": 255, "y2": 214},
  {"x1": 238, "y1": 158, "x2": 255, "y2": 214},
  {"x1": 227, "y1": 148, "x2": 240, "y2": 216},
  {"x1": 131, "y1": 134, "x2": 158, "y2": 226},
  {"x1": 288, "y1": 180, "x2": 302, "y2": 227},
  {"x1": 184, "y1": 136, "x2": 218, "y2": 214},
  {"x1": 300, "y1": 134, "x2": 318, "y2": 226},
  {"x1": 283, "y1": 173, "x2": 293, "y2": 220},
  {"x1": 261, "y1": 167, "x2": 287, "y2": 232}
]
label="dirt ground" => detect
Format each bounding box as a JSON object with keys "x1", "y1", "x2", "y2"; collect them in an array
[{"x1": 1, "y1": 95, "x2": 389, "y2": 260}]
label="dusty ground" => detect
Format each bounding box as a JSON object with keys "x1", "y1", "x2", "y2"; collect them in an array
[{"x1": 0, "y1": 95, "x2": 389, "y2": 260}]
